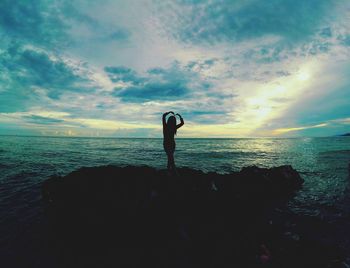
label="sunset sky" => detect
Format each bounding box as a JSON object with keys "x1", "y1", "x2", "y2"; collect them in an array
[{"x1": 0, "y1": 0, "x2": 350, "y2": 137}]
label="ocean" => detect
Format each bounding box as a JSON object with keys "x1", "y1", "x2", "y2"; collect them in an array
[{"x1": 1, "y1": 135, "x2": 350, "y2": 265}]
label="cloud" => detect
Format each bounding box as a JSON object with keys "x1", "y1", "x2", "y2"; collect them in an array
[
  {"x1": 17, "y1": 49, "x2": 91, "y2": 98},
  {"x1": 159, "y1": 0, "x2": 335, "y2": 44},
  {"x1": 0, "y1": 0, "x2": 349, "y2": 137},
  {"x1": 280, "y1": 66, "x2": 350, "y2": 126},
  {"x1": 106, "y1": 61, "x2": 212, "y2": 102},
  {"x1": 0, "y1": 0, "x2": 128, "y2": 48},
  {"x1": 0, "y1": 45, "x2": 95, "y2": 113},
  {"x1": 0, "y1": 110, "x2": 161, "y2": 137},
  {"x1": 0, "y1": 0, "x2": 106, "y2": 113},
  {"x1": 0, "y1": 0, "x2": 70, "y2": 48},
  {"x1": 269, "y1": 115, "x2": 350, "y2": 136},
  {"x1": 155, "y1": 0, "x2": 350, "y2": 70},
  {"x1": 180, "y1": 110, "x2": 230, "y2": 124},
  {"x1": 273, "y1": 123, "x2": 328, "y2": 135},
  {"x1": 331, "y1": 117, "x2": 350, "y2": 125},
  {"x1": 108, "y1": 29, "x2": 130, "y2": 41},
  {"x1": 339, "y1": 34, "x2": 350, "y2": 46},
  {"x1": 104, "y1": 66, "x2": 144, "y2": 84}
]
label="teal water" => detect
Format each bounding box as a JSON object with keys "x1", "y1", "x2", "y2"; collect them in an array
[
  {"x1": 0, "y1": 136, "x2": 350, "y2": 264},
  {"x1": 1, "y1": 136, "x2": 350, "y2": 211}
]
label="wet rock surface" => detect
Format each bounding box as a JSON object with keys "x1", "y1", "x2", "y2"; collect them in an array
[{"x1": 42, "y1": 165, "x2": 345, "y2": 268}]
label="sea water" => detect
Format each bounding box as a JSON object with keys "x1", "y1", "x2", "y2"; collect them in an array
[{"x1": 1, "y1": 135, "x2": 350, "y2": 265}]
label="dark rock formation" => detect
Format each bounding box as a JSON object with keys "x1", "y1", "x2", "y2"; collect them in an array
[{"x1": 42, "y1": 165, "x2": 345, "y2": 268}]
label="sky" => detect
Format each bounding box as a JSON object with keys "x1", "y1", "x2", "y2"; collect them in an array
[{"x1": 0, "y1": 0, "x2": 350, "y2": 138}]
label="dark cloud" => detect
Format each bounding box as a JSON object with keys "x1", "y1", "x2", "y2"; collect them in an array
[
  {"x1": 18, "y1": 49, "x2": 87, "y2": 98},
  {"x1": 104, "y1": 66, "x2": 145, "y2": 84},
  {"x1": 0, "y1": 0, "x2": 126, "y2": 48},
  {"x1": 0, "y1": 0, "x2": 102, "y2": 112},
  {"x1": 338, "y1": 34, "x2": 350, "y2": 46},
  {"x1": 108, "y1": 29, "x2": 130, "y2": 41},
  {"x1": 0, "y1": 0, "x2": 69, "y2": 47},
  {"x1": 160, "y1": 0, "x2": 334, "y2": 45},
  {"x1": 105, "y1": 62, "x2": 211, "y2": 102},
  {"x1": 319, "y1": 27, "x2": 332, "y2": 38},
  {"x1": 0, "y1": 45, "x2": 94, "y2": 112},
  {"x1": 116, "y1": 82, "x2": 188, "y2": 102},
  {"x1": 242, "y1": 46, "x2": 287, "y2": 63},
  {"x1": 276, "y1": 71, "x2": 291, "y2": 77},
  {"x1": 308, "y1": 41, "x2": 331, "y2": 55},
  {"x1": 23, "y1": 115, "x2": 65, "y2": 125}
]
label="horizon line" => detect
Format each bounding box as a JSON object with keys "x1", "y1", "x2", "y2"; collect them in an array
[{"x1": 0, "y1": 134, "x2": 343, "y2": 139}]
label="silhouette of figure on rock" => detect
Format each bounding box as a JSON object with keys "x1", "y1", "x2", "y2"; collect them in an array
[{"x1": 162, "y1": 111, "x2": 184, "y2": 175}]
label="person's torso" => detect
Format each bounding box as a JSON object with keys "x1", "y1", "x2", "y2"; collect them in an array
[{"x1": 163, "y1": 128, "x2": 175, "y2": 144}]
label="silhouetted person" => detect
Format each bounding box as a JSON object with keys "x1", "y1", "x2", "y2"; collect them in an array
[{"x1": 162, "y1": 111, "x2": 184, "y2": 175}]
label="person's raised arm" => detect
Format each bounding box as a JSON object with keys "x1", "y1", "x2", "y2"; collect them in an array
[
  {"x1": 162, "y1": 111, "x2": 174, "y2": 126},
  {"x1": 176, "y1": 113, "x2": 184, "y2": 129}
]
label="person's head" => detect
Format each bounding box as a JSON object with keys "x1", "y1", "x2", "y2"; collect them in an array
[{"x1": 166, "y1": 115, "x2": 177, "y2": 135}]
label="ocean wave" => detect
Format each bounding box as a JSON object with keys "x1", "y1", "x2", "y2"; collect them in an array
[
  {"x1": 319, "y1": 149, "x2": 350, "y2": 155},
  {"x1": 0, "y1": 163, "x2": 10, "y2": 169},
  {"x1": 97, "y1": 147, "x2": 124, "y2": 151},
  {"x1": 40, "y1": 151, "x2": 64, "y2": 157}
]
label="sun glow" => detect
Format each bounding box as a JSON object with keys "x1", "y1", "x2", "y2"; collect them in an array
[
  {"x1": 230, "y1": 61, "x2": 320, "y2": 136},
  {"x1": 296, "y1": 71, "x2": 311, "y2": 81}
]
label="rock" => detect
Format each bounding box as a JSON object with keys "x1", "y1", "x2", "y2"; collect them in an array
[{"x1": 41, "y1": 165, "x2": 344, "y2": 268}]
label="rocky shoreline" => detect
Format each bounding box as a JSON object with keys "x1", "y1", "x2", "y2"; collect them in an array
[{"x1": 42, "y1": 165, "x2": 346, "y2": 268}]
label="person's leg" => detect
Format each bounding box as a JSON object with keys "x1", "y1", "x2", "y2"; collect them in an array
[
  {"x1": 169, "y1": 152, "x2": 179, "y2": 176},
  {"x1": 169, "y1": 152, "x2": 175, "y2": 170},
  {"x1": 164, "y1": 142, "x2": 178, "y2": 175},
  {"x1": 164, "y1": 143, "x2": 171, "y2": 170},
  {"x1": 166, "y1": 152, "x2": 171, "y2": 170}
]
